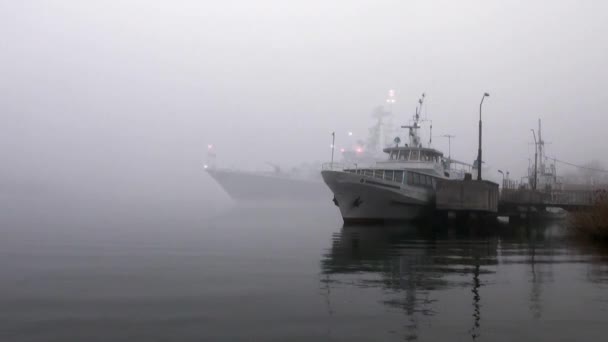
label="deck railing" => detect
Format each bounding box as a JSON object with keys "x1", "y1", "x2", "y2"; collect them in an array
[
  {"x1": 500, "y1": 188, "x2": 597, "y2": 206},
  {"x1": 321, "y1": 162, "x2": 369, "y2": 171}
]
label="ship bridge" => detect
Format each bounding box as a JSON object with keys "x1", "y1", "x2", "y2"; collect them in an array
[{"x1": 382, "y1": 146, "x2": 444, "y2": 163}]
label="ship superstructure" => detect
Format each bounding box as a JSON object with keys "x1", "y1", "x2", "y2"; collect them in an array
[{"x1": 527, "y1": 119, "x2": 563, "y2": 191}]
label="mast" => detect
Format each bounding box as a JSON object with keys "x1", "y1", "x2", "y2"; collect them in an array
[
  {"x1": 538, "y1": 119, "x2": 544, "y2": 175},
  {"x1": 401, "y1": 93, "x2": 425, "y2": 148},
  {"x1": 383, "y1": 89, "x2": 396, "y2": 149},
  {"x1": 531, "y1": 129, "x2": 538, "y2": 190}
]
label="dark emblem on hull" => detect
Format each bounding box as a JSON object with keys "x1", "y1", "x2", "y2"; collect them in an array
[{"x1": 352, "y1": 196, "x2": 363, "y2": 208}]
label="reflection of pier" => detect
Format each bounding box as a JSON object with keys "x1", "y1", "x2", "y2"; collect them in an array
[
  {"x1": 319, "y1": 217, "x2": 606, "y2": 340},
  {"x1": 320, "y1": 225, "x2": 499, "y2": 340}
]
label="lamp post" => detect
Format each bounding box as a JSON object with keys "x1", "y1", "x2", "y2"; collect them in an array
[
  {"x1": 477, "y1": 92, "x2": 490, "y2": 181},
  {"x1": 506, "y1": 171, "x2": 510, "y2": 189},
  {"x1": 530, "y1": 129, "x2": 538, "y2": 190},
  {"x1": 498, "y1": 170, "x2": 505, "y2": 188}
]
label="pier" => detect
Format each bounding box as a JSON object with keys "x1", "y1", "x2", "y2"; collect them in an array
[
  {"x1": 434, "y1": 117, "x2": 604, "y2": 221},
  {"x1": 436, "y1": 178, "x2": 598, "y2": 220}
]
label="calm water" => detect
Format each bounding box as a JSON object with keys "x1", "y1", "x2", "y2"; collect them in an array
[{"x1": 2, "y1": 196, "x2": 608, "y2": 341}]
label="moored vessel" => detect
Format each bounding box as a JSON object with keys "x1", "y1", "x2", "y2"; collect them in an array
[
  {"x1": 204, "y1": 91, "x2": 400, "y2": 202},
  {"x1": 321, "y1": 94, "x2": 472, "y2": 222}
]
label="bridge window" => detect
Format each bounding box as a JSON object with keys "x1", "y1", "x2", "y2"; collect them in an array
[
  {"x1": 394, "y1": 171, "x2": 404, "y2": 184},
  {"x1": 385, "y1": 170, "x2": 394, "y2": 181},
  {"x1": 404, "y1": 172, "x2": 436, "y2": 187},
  {"x1": 374, "y1": 170, "x2": 384, "y2": 179},
  {"x1": 410, "y1": 150, "x2": 419, "y2": 161}
]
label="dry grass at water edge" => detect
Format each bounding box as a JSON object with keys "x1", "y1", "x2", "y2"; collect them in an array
[{"x1": 569, "y1": 197, "x2": 608, "y2": 240}]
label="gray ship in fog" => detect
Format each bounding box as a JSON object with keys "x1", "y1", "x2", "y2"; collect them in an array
[
  {"x1": 205, "y1": 92, "x2": 399, "y2": 202},
  {"x1": 205, "y1": 164, "x2": 329, "y2": 201}
]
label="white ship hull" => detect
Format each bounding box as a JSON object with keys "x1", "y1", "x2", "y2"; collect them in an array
[{"x1": 321, "y1": 170, "x2": 435, "y2": 222}]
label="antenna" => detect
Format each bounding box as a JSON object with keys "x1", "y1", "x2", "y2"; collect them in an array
[
  {"x1": 440, "y1": 134, "x2": 455, "y2": 159},
  {"x1": 401, "y1": 93, "x2": 427, "y2": 148},
  {"x1": 417, "y1": 94, "x2": 433, "y2": 147},
  {"x1": 415, "y1": 93, "x2": 425, "y2": 121}
]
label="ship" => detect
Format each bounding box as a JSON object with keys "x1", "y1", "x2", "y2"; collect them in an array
[
  {"x1": 526, "y1": 119, "x2": 563, "y2": 192},
  {"x1": 205, "y1": 91, "x2": 400, "y2": 201},
  {"x1": 321, "y1": 94, "x2": 472, "y2": 223},
  {"x1": 517, "y1": 119, "x2": 567, "y2": 219},
  {"x1": 205, "y1": 163, "x2": 329, "y2": 201}
]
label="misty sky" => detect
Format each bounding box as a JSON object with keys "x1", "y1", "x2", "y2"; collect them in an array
[{"x1": 1, "y1": 0, "x2": 607, "y2": 194}]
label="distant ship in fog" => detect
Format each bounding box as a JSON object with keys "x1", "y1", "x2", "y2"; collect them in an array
[
  {"x1": 204, "y1": 91, "x2": 398, "y2": 201},
  {"x1": 205, "y1": 162, "x2": 329, "y2": 201}
]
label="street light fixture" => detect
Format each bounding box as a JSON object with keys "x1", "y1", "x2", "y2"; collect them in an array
[
  {"x1": 497, "y1": 170, "x2": 504, "y2": 188},
  {"x1": 476, "y1": 92, "x2": 490, "y2": 181}
]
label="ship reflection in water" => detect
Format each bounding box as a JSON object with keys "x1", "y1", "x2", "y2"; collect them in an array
[{"x1": 319, "y1": 222, "x2": 608, "y2": 341}]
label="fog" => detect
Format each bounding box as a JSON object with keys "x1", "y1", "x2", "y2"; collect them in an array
[{"x1": 1, "y1": 0, "x2": 607, "y2": 210}]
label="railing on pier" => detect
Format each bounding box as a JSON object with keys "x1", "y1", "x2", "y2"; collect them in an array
[{"x1": 499, "y1": 188, "x2": 597, "y2": 209}]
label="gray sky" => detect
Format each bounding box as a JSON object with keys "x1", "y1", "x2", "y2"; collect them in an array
[{"x1": 1, "y1": 0, "x2": 607, "y2": 193}]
